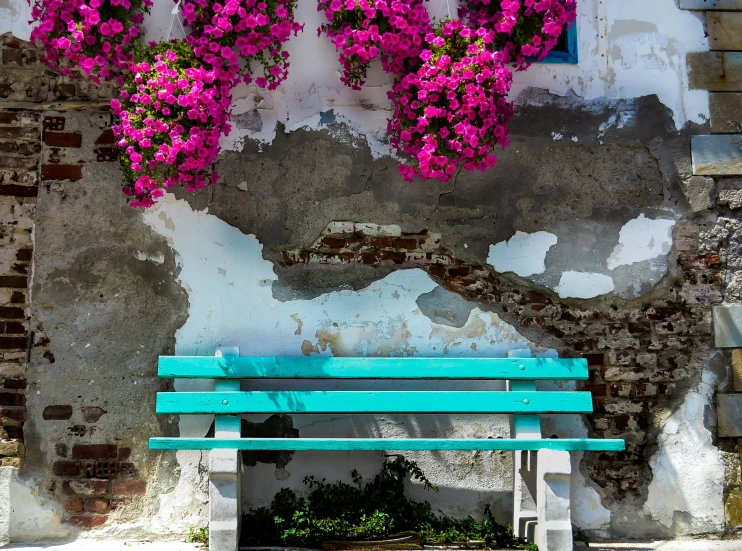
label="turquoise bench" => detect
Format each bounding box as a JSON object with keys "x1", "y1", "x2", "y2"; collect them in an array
[{"x1": 149, "y1": 348, "x2": 624, "y2": 551}]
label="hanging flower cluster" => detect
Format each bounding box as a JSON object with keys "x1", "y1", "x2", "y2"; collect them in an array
[
  {"x1": 29, "y1": 0, "x2": 153, "y2": 84},
  {"x1": 180, "y1": 0, "x2": 304, "y2": 90},
  {"x1": 458, "y1": 0, "x2": 577, "y2": 69},
  {"x1": 317, "y1": 0, "x2": 433, "y2": 89},
  {"x1": 111, "y1": 40, "x2": 233, "y2": 207},
  {"x1": 388, "y1": 20, "x2": 513, "y2": 182}
]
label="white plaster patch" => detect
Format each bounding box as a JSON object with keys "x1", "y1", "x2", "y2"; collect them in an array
[
  {"x1": 557, "y1": 271, "x2": 615, "y2": 299},
  {"x1": 643, "y1": 366, "x2": 726, "y2": 533},
  {"x1": 0, "y1": 1, "x2": 32, "y2": 41},
  {"x1": 0, "y1": 468, "x2": 71, "y2": 542},
  {"x1": 487, "y1": 231, "x2": 558, "y2": 277},
  {"x1": 606, "y1": 214, "x2": 676, "y2": 270}
]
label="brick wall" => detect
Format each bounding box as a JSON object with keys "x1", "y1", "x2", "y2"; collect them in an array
[
  {"x1": 281, "y1": 220, "x2": 720, "y2": 503},
  {"x1": 0, "y1": 33, "x2": 115, "y2": 103},
  {"x1": 0, "y1": 109, "x2": 39, "y2": 468}
]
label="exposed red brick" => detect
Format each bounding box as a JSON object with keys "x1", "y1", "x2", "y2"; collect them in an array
[
  {"x1": 3, "y1": 321, "x2": 26, "y2": 334},
  {"x1": 80, "y1": 406, "x2": 108, "y2": 423},
  {"x1": 321, "y1": 237, "x2": 346, "y2": 249},
  {"x1": 368, "y1": 237, "x2": 392, "y2": 248},
  {"x1": 55, "y1": 443, "x2": 68, "y2": 457},
  {"x1": 583, "y1": 383, "x2": 607, "y2": 397},
  {"x1": 63, "y1": 498, "x2": 84, "y2": 513},
  {"x1": 10, "y1": 291, "x2": 25, "y2": 304},
  {"x1": 53, "y1": 461, "x2": 81, "y2": 477},
  {"x1": 2, "y1": 49, "x2": 23, "y2": 65},
  {"x1": 84, "y1": 498, "x2": 109, "y2": 514},
  {"x1": 0, "y1": 276, "x2": 27, "y2": 289},
  {"x1": 0, "y1": 143, "x2": 16, "y2": 153},
  {"x1": 15, "y1": 248, "x2": 33, "y2": 262},
  {"x1": 0, "y1": 113, "x2": 19, "y2": 124},
  {"x1": 0, "y1": 185, "x2": 38, "y2": 197},
  {"x1": 0, "y1": 336, "x2": 29, "y2": 349},
  {"x1": 68, "y1": 514, "x2": 108, "y2": 529},
  {"x1": 447, "y1": 266, "x2": 470, "y2": 277},
  {"x1": 43, "y1": 405, "x2": 73, "y2": 420},
  {"x1": 523, "y1": 291, "x2": 551, "y2": 304},
  {"x1": 0, "y1": 393, "x2": 25, "y2": 408},
  {"x1": 95, "y1": 129, "x2": 115, "y2": 144},
  {"x1": 112, "y1": 479, "x2": 146, "y2": 495},
  {"x1": 0, "y1": 406, "x2": 26, "y2": 425},
  {"x1": 2, "y1": 377, "x2": 26, "y2": 390},
  {"x1": 62, "y1": 479, "x2": 109, "y2": 496},
  {"x1": 43, "y1": 117, "x2": 65, "y2": 131},
  {"x1": 94, "y1": 148, "x2": 117, "y2": 162},
  {"x1": 72, "y1": 444, "x2": 117, "y2": 460},
  {"x1": 393, "y1": 238, "x2": 417, "y2": 250},
  {"x1": 41, "y1": 164, "x2": 83, "y2": 181},
  {"x1": 44, "y1": 132, "x2": 82, "y2": 148},
  {"x1": 117, "y1": 448, "x2": 131, "y2": 460}
]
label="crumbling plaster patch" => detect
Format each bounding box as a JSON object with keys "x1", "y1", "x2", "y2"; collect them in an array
[
  {"x1": 487, "y1": 231, "x2": 558, "y2": 277},
  {"x1": 642, "y1": 367, "x2": 726, "y2": 534},
  {"x1": 607, "y1": 215, "x2": 676, "y2": 271},
  {"x1": 557, "y1": 271, "x2": 616, "y2": 299}
]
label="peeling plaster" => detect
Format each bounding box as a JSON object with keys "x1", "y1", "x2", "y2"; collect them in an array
[
  {"x1": 643, "y1": 368, "x2": 725, "y2": 534},
  {"x1": 487, "y1": 231, "x2": 558, "y2": 277},
  {"x1": 557, "y1": 271, "x2": 615, "y2": 299},
  {"x1": 607, "y1": 214, "x2": 676, "y2": 270},
  {"x1": 0, "y1": 468, "x2": 71, "y2": 542}
]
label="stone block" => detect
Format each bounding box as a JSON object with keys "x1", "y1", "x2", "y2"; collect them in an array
[
  {"x1": 688, "y1": 52, "x2": 742, "y2": 92},
  {"x1": 711, "y1": 94, "x2": 742, "y2": 134},
  {"x1": 708, "y1": 13, "x2": 742, "y2": 51},
  {"x1": 718, "y1": 394, "x2": 742, "y2": 437},
  {"x1": 733, "y1": 350, "x2": 742, "y2": 392},
  {"x1": 714, "y1": 305, "x2": 742, "y2": 347},
  {"x1": 692, "y1": 135, "x2": 742, "y2": 176},
  {"x1": 680, "y1": 0, "x2": 742, "y2": 8}
]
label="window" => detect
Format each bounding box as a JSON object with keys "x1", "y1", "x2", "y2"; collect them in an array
[{"x1": 539, "y1": 24, "x2": 578, "y2": 64}]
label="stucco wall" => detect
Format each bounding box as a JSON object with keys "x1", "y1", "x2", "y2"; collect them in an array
[{"x1": 2, "y1": 0, "x2": 740, "y2": 545}]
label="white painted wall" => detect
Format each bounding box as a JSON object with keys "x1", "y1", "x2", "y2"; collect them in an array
[
  {"x1": 1, "y1": 0, "x2": 32, "y2": 41},
  {"x1": 137, "y1": 0, "x2": 710, "y2": 157}
]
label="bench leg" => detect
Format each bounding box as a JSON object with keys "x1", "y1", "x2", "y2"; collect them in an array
[
  {"x1": 513, "y1": 449, "x2": 538, "y2": 539},
  {"x1": 209, "y1": 449, "x2": 241, "y2": 551},
  {"x1": 535, "y1": 449, "x2": 572, "y2": 551}
]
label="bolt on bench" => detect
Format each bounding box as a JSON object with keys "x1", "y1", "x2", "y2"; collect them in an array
[{"x1": 149, "y1": 348, "x2": 624, "y2": 551}]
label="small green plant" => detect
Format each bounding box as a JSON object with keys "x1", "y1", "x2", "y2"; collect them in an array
[
  {"x1": 242, "y1": 455, "x2": 537, "y2": 550},
  {"x1": 188, "y1": 526, "x2": 209, "y2": 546}
]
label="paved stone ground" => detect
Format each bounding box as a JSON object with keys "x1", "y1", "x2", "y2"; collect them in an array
[{"x1": 4, "y1": 541, "x2": 742, "y2": 551}]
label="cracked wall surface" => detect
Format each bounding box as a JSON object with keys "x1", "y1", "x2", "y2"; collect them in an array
[{"x1": 2, "y1": 0, "x2": 740, "y2": 542}]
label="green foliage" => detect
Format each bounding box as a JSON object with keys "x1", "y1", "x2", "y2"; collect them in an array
[
  {"x1": 188, "y1": 526, "x2": 209, "y2": 546},
  {"x1": 243, "y1": 455, "x2": 537, "y2": 550}
]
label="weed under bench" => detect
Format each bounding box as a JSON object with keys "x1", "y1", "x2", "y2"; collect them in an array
[{"x1": 149, "y1": 349, "x2": 624, "y2": 551}]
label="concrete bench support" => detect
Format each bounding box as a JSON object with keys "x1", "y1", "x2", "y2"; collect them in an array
[
  {"x1": 209, "y1": 347, "x2": 242, "y2": 551},
  {"x1": 508, "y1": 349, "x2": 573, "y2": 551}
]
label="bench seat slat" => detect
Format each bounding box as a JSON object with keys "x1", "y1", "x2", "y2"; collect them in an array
[
  {"x1": 156, "y1": 390, "x2": 593, "y2": 415},
  {"x1": 149, "y1": 437, "x2": 625, "y2": 452},
  {"x1": 158, "y1": 356, "x2": 588, "y2": 380}
]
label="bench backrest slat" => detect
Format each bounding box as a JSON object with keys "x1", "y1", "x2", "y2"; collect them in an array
[
  {"x1": 158, "y1": 356, "x2": 588, "y2": 380},
  {"x1": 156, "y1": 390, "x2": 593, "y2": 415}
]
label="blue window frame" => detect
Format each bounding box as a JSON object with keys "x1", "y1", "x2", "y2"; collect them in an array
[{"x1": 538, "y1": 24, "x2": 578, "y2": 64}]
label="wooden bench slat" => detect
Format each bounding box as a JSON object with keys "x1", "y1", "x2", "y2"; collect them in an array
[
  {"x1": 158, "y1": 356, "x2": 588, "y2": 380},
  {"x1": 156, "y1": 390, "x2": 593, "y2": 414},
  {"x1": 149, "y1": 437, "x2": 625, "y2": 451}
]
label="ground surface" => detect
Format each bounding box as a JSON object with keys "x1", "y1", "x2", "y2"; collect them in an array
[{"x1": 4, "y1": 541, "x2": 742, "y2": 551}]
